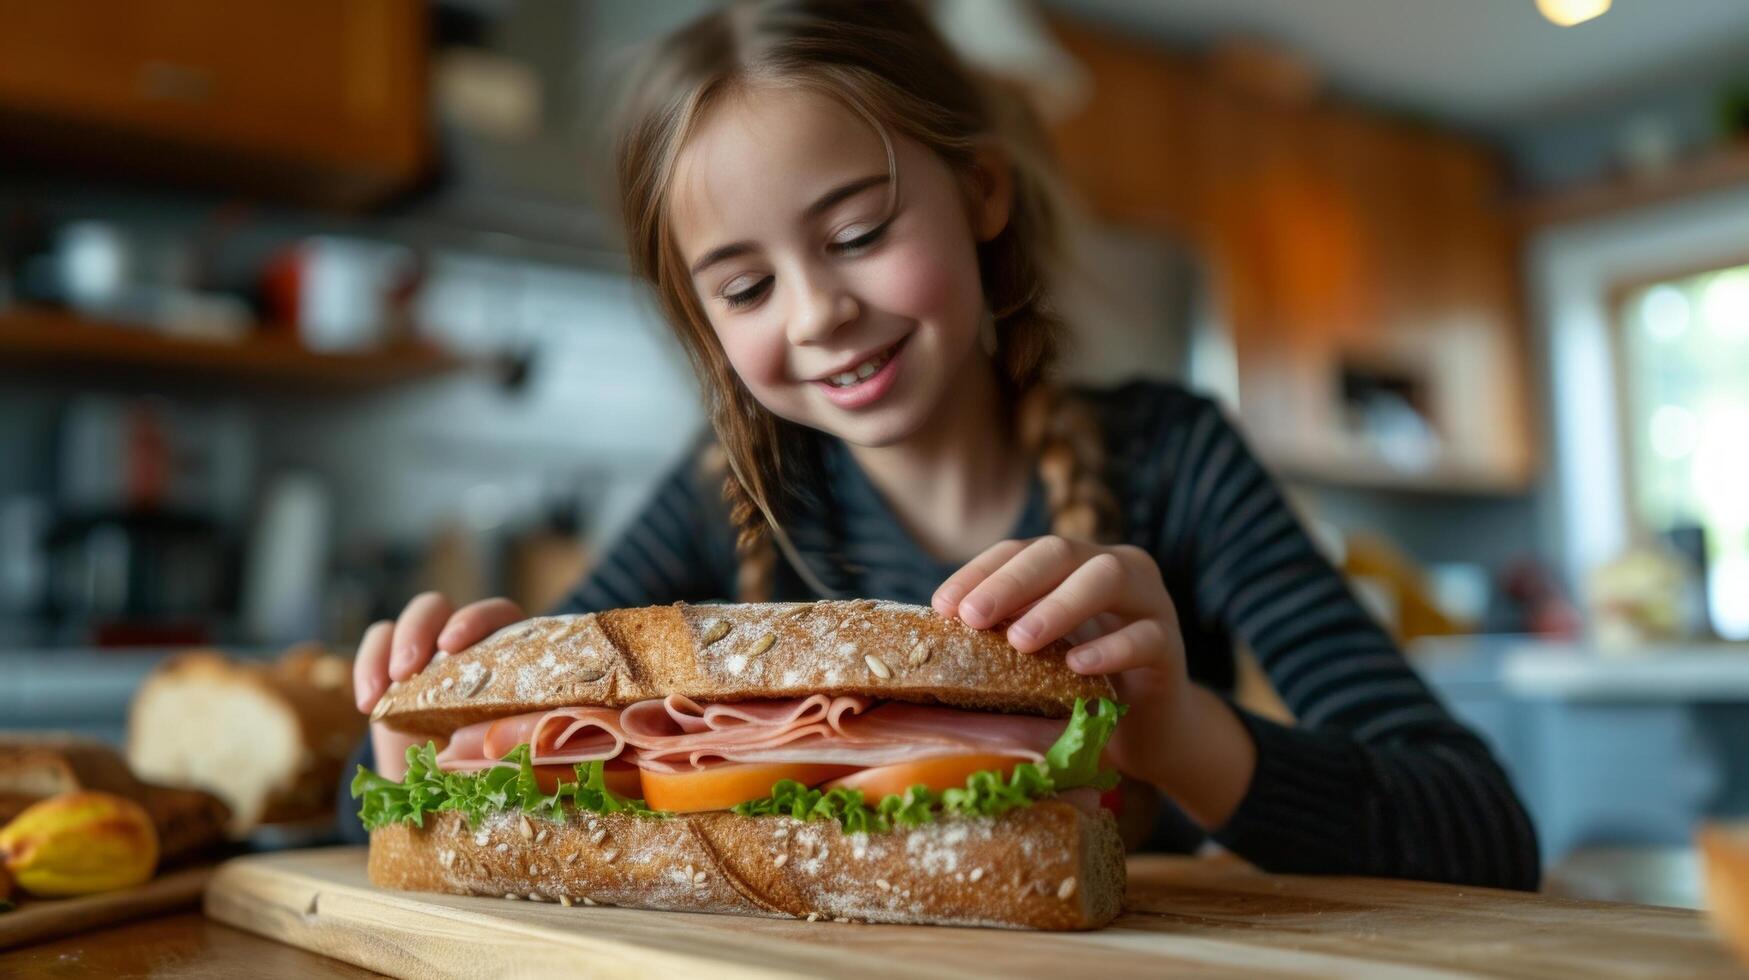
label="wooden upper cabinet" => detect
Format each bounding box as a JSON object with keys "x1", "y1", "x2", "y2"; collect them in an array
[
  {"x1": 1047, "y1": 18, "x2": 1535, "y2": 492},
  {"x1": 0, "y1": 0, "x2": 427, "y2": 207}
]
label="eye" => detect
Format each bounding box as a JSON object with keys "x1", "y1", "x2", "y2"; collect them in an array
[
  {"x1": 721, "y1": 276, "x2": 772, "y2": 310},
  {"x1": 829, "y1": 218, "x2": 891, "y2": 255}
]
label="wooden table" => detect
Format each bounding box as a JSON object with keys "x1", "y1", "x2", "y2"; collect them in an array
[
  {"x1": 0, "y1": 912, "x2": 380, "y2": 978},
  {"x1": 5, "y1": 850, "x2": 1744, "y2": 978}
]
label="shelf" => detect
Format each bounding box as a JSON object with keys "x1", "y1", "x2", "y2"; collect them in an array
[
  {"x1": 0, "y1": 306, "x2": 470, "y2": 388},
  {"x1": 1515, "y1": 139, "x2": 1749, "y2": 229},
  {"x1": 1260, "y1": 441, "x2": 1534, "y2": 497}
]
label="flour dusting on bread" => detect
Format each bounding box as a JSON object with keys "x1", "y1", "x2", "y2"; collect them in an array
[{"x1": 374, "y1": 600, "x2": 1112, "y2": 736}]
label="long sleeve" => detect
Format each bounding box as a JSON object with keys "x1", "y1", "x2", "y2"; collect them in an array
[
  {"x1": 550, "y1": 436, "x2": 738, "y2": 615},
  {"x1": 1151, "y1": 396, "x2": 1540, "y2": 889}
]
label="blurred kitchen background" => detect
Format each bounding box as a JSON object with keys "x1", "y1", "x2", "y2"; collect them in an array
[{"x1": 1, "y1": 0, "x2": 1747, "y2": 905}]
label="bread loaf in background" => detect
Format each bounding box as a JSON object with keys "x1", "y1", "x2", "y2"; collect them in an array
[
  {"x1": 128, "y1": 645, "x2": 364, "y2": 836},
  {"x1": 0, "y1": 734, "x2": 229, "y2": 866}
]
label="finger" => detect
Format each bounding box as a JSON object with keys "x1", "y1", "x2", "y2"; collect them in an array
[
  {"x1": 932, "y1": 538, "x2": 1030, "y2": 618},
  {"x1": 1067, "y1": 611, "x2": 1126, "y2": 646},
  {"x1": 438, "y1": 598, "x2": 525, "y2": 654},
  {"x1": 353, "y1": 620, "x2": 395, "y2": 712},
  {"x1": 957, "y1": 535, "x2": 1088, "y2": 630},
  {"x1": 1065, "y1": 617, "x2": 1171, "y2": 675},
  {"x1": 388, "y1": 591, "x2": 454, "y2": 682},
  {"x1": 371, "y1": 724, "x2": 422, "y2": 782},
  {"x1": 1005, "y1": 552, "x2": 1128, "y2": 652}
]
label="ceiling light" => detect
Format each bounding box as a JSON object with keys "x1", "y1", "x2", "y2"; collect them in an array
[{"x1": 1536, "y1": 0, "x2": 1612, "y2": 27}]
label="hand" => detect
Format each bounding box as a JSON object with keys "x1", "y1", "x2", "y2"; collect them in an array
[
  {"x1": 353, "y1": 592, "x2": 525, "y2": 780},
  {"x1": 930, "y1": 536, "x2": 1188, "y2": 781}
]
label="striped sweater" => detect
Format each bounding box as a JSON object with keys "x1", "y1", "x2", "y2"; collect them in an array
[{"x1": 555, "y1": 380, "x2": 1540, "y2": 889}]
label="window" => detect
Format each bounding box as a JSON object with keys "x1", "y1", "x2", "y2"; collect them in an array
[{"x1": 1620, "y1": 263, "x2": 1749, "y2": 639}]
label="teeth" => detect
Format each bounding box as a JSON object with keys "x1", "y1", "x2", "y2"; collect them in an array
[{"x1": 825, "y1": 344, "x2": 896, "y2": 388}]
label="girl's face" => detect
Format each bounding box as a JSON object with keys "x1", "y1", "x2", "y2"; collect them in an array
[{"x1": 670, "y1": 84, "x2": 1009, "y2": 448}]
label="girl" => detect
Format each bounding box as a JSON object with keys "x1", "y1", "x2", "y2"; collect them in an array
[{"x1": 353, "y1": 0, "x2": 1538, "y2": 888}]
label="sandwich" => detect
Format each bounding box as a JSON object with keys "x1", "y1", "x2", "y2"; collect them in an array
[{"x1": 354, "y1": 599, "x2": 1129, "y2": 929}]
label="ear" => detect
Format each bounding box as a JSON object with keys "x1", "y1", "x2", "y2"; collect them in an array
[{"x1": 968, "y1": 145, "x2": 1014, "y2": 243}]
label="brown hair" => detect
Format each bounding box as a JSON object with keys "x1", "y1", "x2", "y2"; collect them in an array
[{"x1": 613, "y1": 0, "x2": 1117, "y2": 600}]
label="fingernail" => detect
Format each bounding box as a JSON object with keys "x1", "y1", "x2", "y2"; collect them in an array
[
  {"x1": 961, "y1": 594, "x2": 992, "y2": 622},
  {"x1": 1069, "y1": 650, "x2": 1099, "y2": 672},
  {"x1": 1009, "y1": 618, "x2": 1037, "y2": 644}
]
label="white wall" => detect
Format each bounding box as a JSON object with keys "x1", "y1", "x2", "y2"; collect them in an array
[{"x1": 256, "y1": 252, "x2": 703, "y2": 553}]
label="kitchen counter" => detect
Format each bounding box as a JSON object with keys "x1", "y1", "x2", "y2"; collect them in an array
[
  {"x1": 1502, "y1": 642, "x2": 1749, "y2": 701},
  {"x1": 1412, "y1": 636, "x2": 1749, "y2": 889}
]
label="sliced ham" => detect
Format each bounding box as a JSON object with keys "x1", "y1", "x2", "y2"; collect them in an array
[
  {"x1": 839, "y1": 702, "x2": 1065, "y2": 759},
  {"x1": 620, "y1": 694, "x2": 880, "y2": 771},
  {"x1": 530, "y1": 706, "x2": 627, "y2": 765},
  {"x1": 630, "y1": 700, "x2": 1063, "y2": 774},
  {"x1": 430, "y1": 694, "x2": 1068, "y2": 779},
  {"x1": 434, "y1": 719, "x2": 500, "y2": 771},
  {"x1": 618, "y1": 694, "x2": 869, "y2": 742},
  {"x1": 484, "y1": 713, "x2": 544, "y2": 760}
]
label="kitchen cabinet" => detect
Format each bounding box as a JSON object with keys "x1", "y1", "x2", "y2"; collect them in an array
[
  {"x1": 0, "y1": 0, "x2": 427, "y2": 208},
  {"x1": 1049, "y1": 19, "x2": 1535, "y2": 492}
]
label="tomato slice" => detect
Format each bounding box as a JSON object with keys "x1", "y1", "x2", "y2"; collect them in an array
[
  {"x1": 821, "y1": 754, "x2": 1027, "y2": 800},
  {"x1": 531, "y1": 761, "x2": 643, "y2": 798},
  {"x1": 640, "y1": 763, "x2": 859, "y2": 813}
]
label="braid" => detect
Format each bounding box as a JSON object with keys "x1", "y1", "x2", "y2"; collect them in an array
[
  {"x1": 727, "y1": 477, "x2": 777, "y2": 603},
  {"x1": 699, "y1": 437, "x2": 779, "y2": 603},
  {"x1": 1017, "y1": 383, "x2": 1120, "y2": 544}
]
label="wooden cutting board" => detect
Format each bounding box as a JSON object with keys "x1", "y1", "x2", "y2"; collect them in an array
[
  {"x1": 205, "y1": 847, "x2": 1746, "y2": 979},
  {"x1": 0, "y1": 864, "x2": 213, "y2": 950}
]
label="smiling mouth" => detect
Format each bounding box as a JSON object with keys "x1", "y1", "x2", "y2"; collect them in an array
[{"x1": 819, "y1": 337, "x2": 906, "y2": 388}]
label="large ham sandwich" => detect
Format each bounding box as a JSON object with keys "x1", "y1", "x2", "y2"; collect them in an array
[{"x1": 354, "y1": 599, "x2": 1128, "y2": 929}]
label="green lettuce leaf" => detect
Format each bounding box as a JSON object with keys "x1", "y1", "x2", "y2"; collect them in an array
[
  {"x1": 1045, "y1": 696, "x2": 1128, "y2": 791},
  {"x1": 354, "y1": 697, "x2": 1126, "y2": 833},
  {"x1": 734, "y1": 696, "x2": 1127, "y2": 831},
  {"x1": 352, "y1": 743, "x2": 657, "y2": 831},
  {"x1": 573, "y1": 759, "x2": 658, "y2": 817}
]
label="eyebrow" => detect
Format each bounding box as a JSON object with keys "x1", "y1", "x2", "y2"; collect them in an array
[{"x1": 687, "y1": 173, "x2": 891, "y2": 277}]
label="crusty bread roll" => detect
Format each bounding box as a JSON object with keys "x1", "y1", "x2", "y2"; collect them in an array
[
  {"x1": 370, "y1": 801, "x2": 1124, "y2": 929},
  {"x1": 128, "y1": 645, "x2": 364, "y2": 836},
  {"x1": 372, "y1": 599, "x2": 1115, "y2": 737},
  {"x1": 0, "y1": 734, "x2": 230, "y2": 866},
  {"x1": 363, "y1": 600, "x2": 1128, "y2": 929}
]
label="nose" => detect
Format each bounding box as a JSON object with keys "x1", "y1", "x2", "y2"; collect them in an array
[{"x1": 785, "y1": 260, "x2": 859, "y2": 348}]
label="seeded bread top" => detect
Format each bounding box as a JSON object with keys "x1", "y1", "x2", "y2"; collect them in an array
[{"x1": 371, "y1": 600, "x2": 1115, "y2": 736}]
